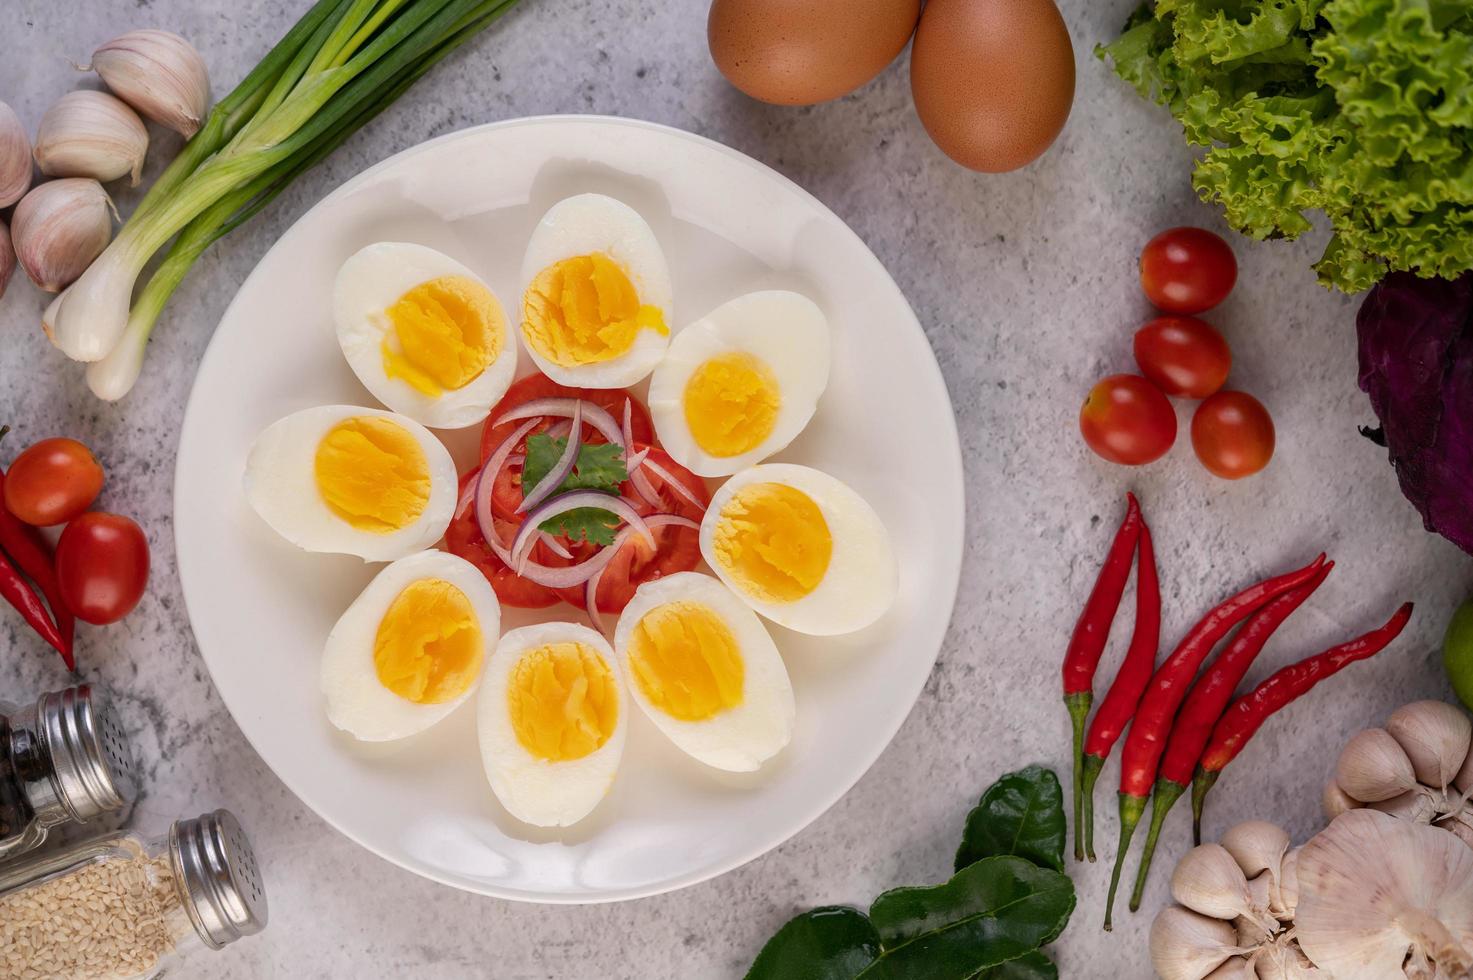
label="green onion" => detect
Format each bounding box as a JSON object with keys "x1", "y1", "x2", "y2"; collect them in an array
[{"x1": 46, "y1": 0, "x2": 524, "y2": 399}]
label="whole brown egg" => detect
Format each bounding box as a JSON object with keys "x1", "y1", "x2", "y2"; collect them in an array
[
  {"x1": 910, "y1": 0, "x2": 1075, "y2": 172},
  {"x1": 708, "y1": 0, "x2": 923, "y2": 106}
]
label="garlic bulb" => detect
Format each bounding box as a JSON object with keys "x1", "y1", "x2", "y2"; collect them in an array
[
  {"x1": 1296, "y1": 809, "x2": 1473, "y2": 979},
  {"x1": 11, "y1": 179, "x2": 115, "y2": 291},
  {"x1": 1151, "y1": 906, "x2": 1248, "y2": 980},
  {"x1": 0, "y1": 100, "x2": 31, "y2": 208},
  {"x1": 86, "y1": 30, "x2": 210, "y2": 137},
  {"x1": 1171, "y1": 844, "x2": 1278, "y2": 935},
  {"x1": 1335, "y1": 727, "x2": 1417, "y2": 802},
  {"x1": 1457, "y1": 740, "x2": 1473, "y2": 795},
  {"x1": 34, "y1": 90, "x2": 148, "y2": 185},
  {"x1": 1322, "y1": 779, "x2": 1357, "y2": 819},
  {"x1": 1220, "y1": 821, "x2": 1289, "y2": 885},
  {"x1": 1387, "y1": 700, "x2": 1473, "y2": 790},
  {"x1": 0, "y1": 219, "x2": 14, "y2": 299}
]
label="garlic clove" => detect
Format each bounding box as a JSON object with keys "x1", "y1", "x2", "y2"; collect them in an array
[
  {"x1": 87, "y1": 30, "x2": 210, "y2": 138},
  {"x1": 1205, "y1": 956, "x2": 1256, "y2": 979},
  {"x1": 1151, "y1": 906, "x2": 1247, "y2": 980},
  {"x1": 41, "y1": 287, "x2": 68, "y2": 342},
  {"x1": 1386, "y1": 700, "x2": 1473, "y2": 790},
  {"x1": 1246, "y1": 872, "x2": 1274, "y2": 920},
  {"x1": 1276, "y1": 847, "x2": 1300, "y2": 920},
  {"x1": 1334, "y1": 727, "x2": 1417, "y2": 803},
  {"x1": 1296, "y1": 808, "x2": 1473, "y2": 980},
  {"x1": 1322, "y1": 779, "x2": 1358, "y2": 819},
  {"x1": 0, "y1": 219, "x2": 13, "y2": 300},
  {"x1": 1171, "y1": 843, "x2": 1261, "y2": 925},
  {"x1": 1368, "y1": 788, "x2": 1437, "y2": 823},
  {"x1": 1221, "y1": 821, "x2": 1290, "y2": 884},
  {"x1": 11, "y1": 178, "x2": 115, "y2": 292},
  {"x1": 34, "y1": 90, "x2": 148, "y2": 186},
  {"x1": 0, "y1": 100, "x2": 32, "y2": 208},
  {"x1": 1456, "y1": 737, "x2": 1473, "y2": 796}
]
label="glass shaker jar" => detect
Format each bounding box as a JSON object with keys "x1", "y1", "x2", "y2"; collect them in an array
[
  {"x1": 1, "y1": 684, "x2": 137, "y2": 859},
  {"x1": 0, "y1": 808, "x2": 268, "y2": 980}
]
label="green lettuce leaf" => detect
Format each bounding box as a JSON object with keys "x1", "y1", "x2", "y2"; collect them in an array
[{"x1": 1099, "y1": 0, "x2": 1473, "y2": 291}]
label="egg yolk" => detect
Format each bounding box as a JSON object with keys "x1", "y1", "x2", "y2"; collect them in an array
[
  {"x1": 712, "y1": 483, "x2": 833, "y2": 604},
  {"x1": 521, "y1": 253, "x2": 667, "y2": 367},
  {"x1": 373, "y1": 579, "x2": 483, "y2": 704},
  {"x1": 682, "y1": 353, "x2": 782, "y2": 458},
  {"x1": 507, "y1": 642, "x2": 619, "y2": 762},
  {"x1": 628, "y1": 602, "x2": 744, "y2": 722},
  {"x1": 314, "y1": 417, "x2": 431, "y2": 533},
  {"x1": 381, "y1": 275, "x2": 501, "y2": 397}
]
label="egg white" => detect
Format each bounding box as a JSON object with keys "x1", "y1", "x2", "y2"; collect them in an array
[
  {"x1": 334, "y1": 242, "x2": 517, "y2": 429},
  {"x1": 243, "y1": 405, "x2": 457, "y2": 562},
  {"x1": 700, "y1": 464, "x2": 898, "y2": 636},
  {"x1": 614, "y1": 572, "x2": 795, "y2": 772},
  {"x1": 477, "y1": 622, "x2": 628, "y2": 828},
  {"x1": 648, "y1": 290, "x2": 830, "y2": 477},
  {"x1": 518, "y1": 194, "x2": 673, "y2": 389},
  {"x1": 321, "y1": 550, "x2": 501, "y2": 741}
]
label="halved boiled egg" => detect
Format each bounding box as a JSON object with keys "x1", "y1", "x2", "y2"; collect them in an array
[
  {"x1": 518, "y1": 194, "x2": 672, "y2": 389},
  {"x1": 700, "y1": 464, "x2": 897, "y2": 636},
  {"x1": 648, "y1": 290, "x2": 830, "y2": 477},
  {"x1": 334, "y1": 242, "x2": 517, "y2": 429},
  {"x1": 613, "y1": 572, "x2": 794, "y2": 772},
  {"x1": 244, "y1": 405, "x2": 456, "y2": 562},
  {"x1": 321, "y1": 550, "x2": 500, "y2": 741},
  {"x1": 478, "y1": 622, "x2": 627, "y2": 827}
]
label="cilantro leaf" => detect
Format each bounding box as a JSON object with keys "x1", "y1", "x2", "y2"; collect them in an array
[{"x1": 520, "y1": 433, "x2": 629, "y2": 546}]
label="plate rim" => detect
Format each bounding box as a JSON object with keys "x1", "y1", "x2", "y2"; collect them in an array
[{"x1": 174, "y1": 113, "x2": 966, "y2": 904}]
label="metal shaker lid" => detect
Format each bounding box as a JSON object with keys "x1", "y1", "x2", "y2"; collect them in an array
[
  {"x1": 169, "y1": 809, "x2": 269, "y2": 949},
  {"x1": 35, "y1": 685, "x2": 136, "y2": 822}
]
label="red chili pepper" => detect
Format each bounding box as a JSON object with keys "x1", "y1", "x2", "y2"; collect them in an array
[
  {"x1": 1102, "y1": 551, "x2": 1325, "y2": 930},
  {"x1": 0, "y1": 549, "x2": 70, "y2": 663},
  {"x1": 1063, "y1": 493, "x2": 1142, "y2": 862},
  {"x1": 1190, "y1": 601, "x2": 1414, "y2": 832},
  {"x1": 0, "y1": 428, "x2": 73, "y2": 670},
  {"x1": 1127, "y1": 561, "x2": 1331, "y2": 911},
  {"x1": 1078, "y1": 518, "x2": 1158, "y2": 863}
]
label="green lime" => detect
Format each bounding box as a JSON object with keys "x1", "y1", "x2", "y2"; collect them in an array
[{"x1": 1445, "y1": 602, "x2": 1473, "y2": 711}]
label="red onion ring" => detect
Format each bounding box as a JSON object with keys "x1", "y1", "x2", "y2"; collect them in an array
[
  {"x1": 496, "y1": 398, "x2": 624, "y2": 448},
  {"x1": 642, "y1": 457, "x2": 707, "y2": 513},
  {"x1": 624, "y1": 398, "x2": 663, "y2": 507},
  {"x1": 511, "y1": 490, "x2": 655, "y2": 567},
  {"x1": 539, "y1": 532, "x2": 573, "y2": 560},
  {"x1": 518, "y1": 402, "x2": 582, "y2": 513}
]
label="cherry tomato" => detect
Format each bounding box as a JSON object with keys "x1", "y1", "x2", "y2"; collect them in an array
[
  {"x1": 444, "y1": 472, "x2": 561, "y2": 608},
  {"x1": 55, "y1": 512, "x2": 149, "y2": 625},
  {"x1": 3, "y1": 438, "x2": 104, "y2": 526},
  {"x1": 1079, "y1": 374, "x2": 1177, "y2": 465},
  {"x1": 1140, "y1": 227, "x2": 1238, "y2": 314},
  {"x1": 479, "y1": 375, "x2": 654, "y2": 464},
  {"x1": 1133, "y1": 316, "x2": 1232, "y2": 398},
  {"x1": 1192, "y1": 391, "x2": 1275, "y2": 479}
]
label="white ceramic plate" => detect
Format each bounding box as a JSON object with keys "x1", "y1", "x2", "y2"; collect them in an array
[{"x1": 175, "y1": 116, "x2": 964, "y2": 903}]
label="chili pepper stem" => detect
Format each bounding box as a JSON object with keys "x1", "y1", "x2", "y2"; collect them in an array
[
  {"x1": 1065, "y1": 692, "x2": 1092, "y2": 862},
  {"x1": 1103, "y1": 792, "x2": 1146, "y2": 931},
  {"x1": 1129, "y1": 778, "x2": 1186, "y2": 912},
  {"x1": 1080, "y1": 753, "x2": 1104, "y2": 862},
  {"x1": 1191, "y1": 767, "x2": 1219, "y2": 846}
]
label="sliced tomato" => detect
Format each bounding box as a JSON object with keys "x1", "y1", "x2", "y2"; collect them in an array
[
  {"x1": 479, "y1": 374, "x2": 655, "y2": 464},
  {"x1": 551, "y1": 446, "x2": 708, "y2": 615},
  {"x1": 443, "y1": 472, "x2": 560, "y2": 608}
]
